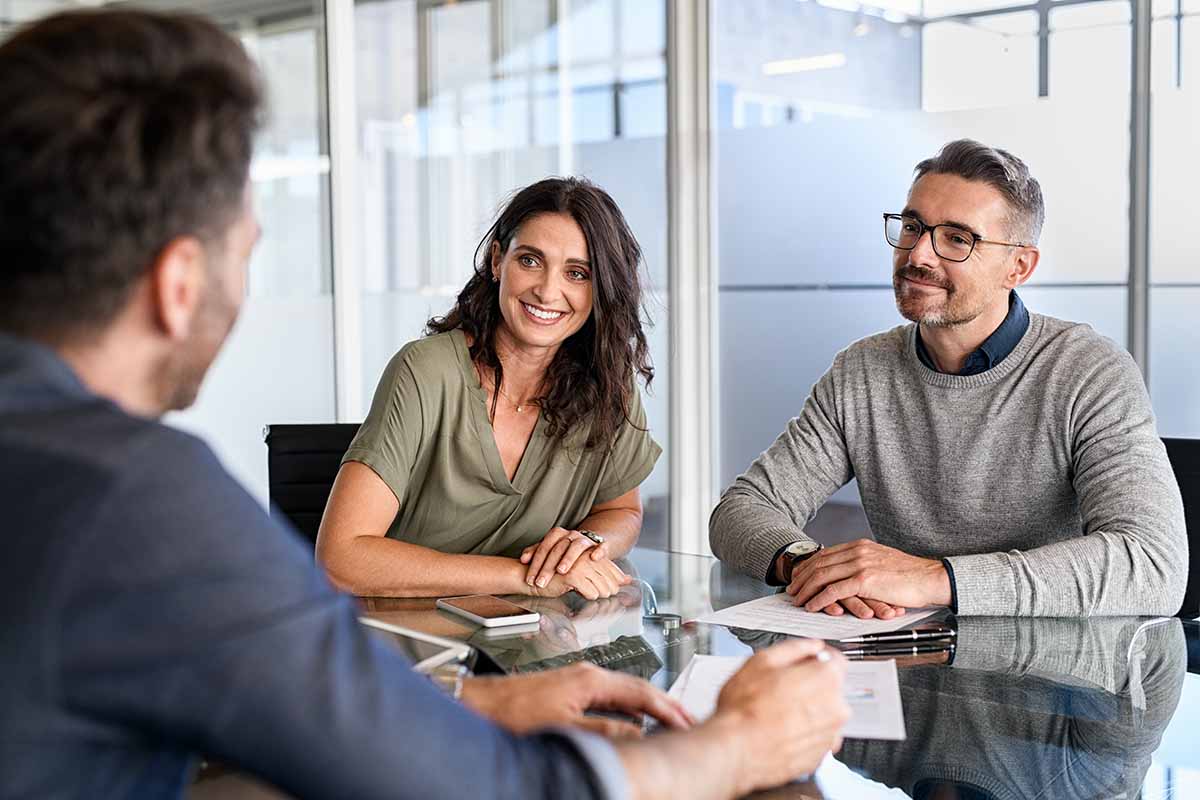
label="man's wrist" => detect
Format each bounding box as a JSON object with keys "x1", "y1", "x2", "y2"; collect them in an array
[
  {"x1": 940, "y1": 558, "x2": 959, "y2": 612},
  {"x1": 458, "y1": 676, "x2": 499, "y2": 718},
  {"x1": 766, "y1": 542, "x2": 794, "y2": 586},
  {"x1": 774, "y1": 553, "x2": 792, "y2": 585},
  {"x1": 701, "y1": 713, "x2": 759, "y2": 798},
  {"x1": 926, "y1": 558, "x2": 953, "y2": 607}
]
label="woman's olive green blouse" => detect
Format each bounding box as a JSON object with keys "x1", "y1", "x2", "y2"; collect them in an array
[{"x1": 342, "y1": 330, "x2": 661, "y2": 558}]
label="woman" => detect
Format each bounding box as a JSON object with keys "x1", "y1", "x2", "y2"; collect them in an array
[{"x1": 316, "y1": 177, "x2": 660, "y2": 600}]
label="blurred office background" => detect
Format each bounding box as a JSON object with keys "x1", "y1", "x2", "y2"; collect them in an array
[{"x1": 2, "y1": 0, "x2": 1197, "y2": 550}]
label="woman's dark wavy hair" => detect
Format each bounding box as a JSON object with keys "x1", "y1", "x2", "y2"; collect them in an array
[{"x1": 427, "y1": 177, "x2": 653, "y2": 450}]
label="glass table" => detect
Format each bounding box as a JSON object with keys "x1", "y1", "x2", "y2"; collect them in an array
[{"x1": 359, "y1": 547, "x2": 1200, "y2": 800}]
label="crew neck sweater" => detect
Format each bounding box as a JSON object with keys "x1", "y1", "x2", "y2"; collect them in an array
[{"x1": 710, "y1": 313, "x2": 1187, "y2": 617}]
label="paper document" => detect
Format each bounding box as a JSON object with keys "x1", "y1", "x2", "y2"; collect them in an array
[
  {"x1": 697, "y1": 592, "x2": 938, "y2": 640},
  {"x1": 668, "y1": 654, "x2": 906, "y2": 740}
]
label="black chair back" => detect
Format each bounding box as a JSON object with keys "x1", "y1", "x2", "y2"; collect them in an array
[
  {"x1": 1164, "y1": 437, "x2": 1200, "y2": 619},
  {"x1": 1186, "y1": 620, "x2": 1200, "y2": 674},
  {"x1": 264, "y1": 423, "x2": 360, "y2": 546}
]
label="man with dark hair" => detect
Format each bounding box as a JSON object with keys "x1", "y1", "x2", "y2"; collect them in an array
[
  {"x1": 0, "y1": 9, "x2": 851, "y2": 799},
  {"x1": 711, "y1": 138, "x2": 1187, "y2": 619}
]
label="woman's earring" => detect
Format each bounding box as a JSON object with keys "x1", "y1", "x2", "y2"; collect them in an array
[{"x1": 491, "y1": 272, "x2": 499, "y2": 283}]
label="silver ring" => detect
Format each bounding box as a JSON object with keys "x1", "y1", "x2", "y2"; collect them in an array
[{"x1": 577, "y1": 529, "x2": 605, "y2": 545}]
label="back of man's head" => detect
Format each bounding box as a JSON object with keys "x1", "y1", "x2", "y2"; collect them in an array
[
  {"x1": 0, "y1": 9, "x2": 262, "y2": 344},
  {"x1": 913, "y1": 138, "x2": 1045, "y2": 246}
]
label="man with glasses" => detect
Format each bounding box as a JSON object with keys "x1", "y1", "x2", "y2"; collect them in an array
[{"x1": 711, "y1": 139, "x2": 1187, "y2": 619}]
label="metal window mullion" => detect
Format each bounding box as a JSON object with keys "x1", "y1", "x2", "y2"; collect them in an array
[
  {"x1": 666, "y1": 0, "x2": 715, "y2": 556},
  {"x1": 1177, "y1": 0, "x2": 1184, "y2": 89},
  {"x1": 1129, "y1": 0, "x2": 1151, "y2": 381},
  {"x1": 327, "y1": 0, "x2": 364, "y2": 422},
  {"x1": 1037, "y1": 0, "x2": 1050, "y2": 98},
  {"x1": 555, "y1": 0, "x2": 574, "y2": 174}
]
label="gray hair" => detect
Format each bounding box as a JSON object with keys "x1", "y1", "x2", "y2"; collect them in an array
[{"x1": 913, "y1": 139, "x2": 1044, "y2": 245}]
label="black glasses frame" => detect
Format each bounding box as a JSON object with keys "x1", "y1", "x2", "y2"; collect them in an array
[{"x1": 883, "y1": 213, "x2": 1029, "y2": 263}]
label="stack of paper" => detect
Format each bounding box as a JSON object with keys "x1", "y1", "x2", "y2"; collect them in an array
[{"x1": 668, "y1": 654, "x2": 906, "y2": 740}]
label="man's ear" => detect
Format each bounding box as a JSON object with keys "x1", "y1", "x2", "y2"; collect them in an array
[
  {"x1": 1006, "y1": 245, "x2": 1040, "y2": 289},
  {"x1": 150, "y1": 236, "x2": 207, "y2": 340}
]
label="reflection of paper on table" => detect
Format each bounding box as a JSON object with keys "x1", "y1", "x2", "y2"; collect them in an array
[
  {"x1": 839, "y1": 659, "x2": 906, "y2": 740},
  {"x1": 697, "y1": 592, "x2": 938, "y2": 639},
  {"x1": 813, "y1": 752, "x2": 910, "y2": 798},
  {"x1": 668, "y1": 655, "x2": 906, "y2": 740}
]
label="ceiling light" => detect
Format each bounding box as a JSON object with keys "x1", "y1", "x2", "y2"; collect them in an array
[{"x1": 762, "y1": 53, "x2": 849, "y2": 75}]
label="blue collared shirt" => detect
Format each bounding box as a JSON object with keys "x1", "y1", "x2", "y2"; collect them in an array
[
  {"x1": 0, "y1": 333, "x2": 627, "y2": 800},
  {"x1": 915, "y1": 291, "x2": 1030, "y2": 376}
]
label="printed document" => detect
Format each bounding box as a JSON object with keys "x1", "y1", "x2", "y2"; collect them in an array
[
  {"x1": 668, "y1": 654, "x2": 906, "y2": 740},
  {"x1": 697, "y1": 592, "x2": 938, "y2": 640}
]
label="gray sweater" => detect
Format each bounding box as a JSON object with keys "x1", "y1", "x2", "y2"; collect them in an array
[{"x1": 709, "y1": 312, "x2": 1188, "y2": 616}]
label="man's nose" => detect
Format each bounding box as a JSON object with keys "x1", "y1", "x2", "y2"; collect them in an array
[{"x1": 908, "y1": 228, "x2": 939, "y2": 265}]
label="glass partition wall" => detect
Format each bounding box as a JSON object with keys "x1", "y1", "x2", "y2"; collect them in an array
[
  {"x1": 713, "y1": 0, "x2": 1142, "y2": 529},
  {"x1": 352, "y1": 0, "x2": 672, "y2": 546},
  {"x1": 1, "y1": 0, "x2": 1193, "y2": 553}
]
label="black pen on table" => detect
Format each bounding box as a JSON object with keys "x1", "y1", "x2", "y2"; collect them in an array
[
  {"x1": 842, "y1": 641, "x2": 955, "y2": 659},
  {"x1": 837, "y1": 625, "x2": 956, "y2": 645}
]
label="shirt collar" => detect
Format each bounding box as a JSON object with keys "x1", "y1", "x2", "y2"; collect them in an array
[
  {"x1": 916, "y1": 290, "x2": 1030, "y2": 377},
  {"x1": 0, "y1": 332, "x2": 93, "y2": 408}
]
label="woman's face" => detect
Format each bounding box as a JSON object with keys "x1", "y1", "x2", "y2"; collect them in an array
[{"x1": 491, "y1": 211, "x2": 594, "y2": 353}]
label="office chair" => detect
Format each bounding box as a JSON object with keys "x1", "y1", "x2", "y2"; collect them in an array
[
  {"x1": 1163, "y1": 437, "x2": 1200, "y2": 619},
  {"x1": 263, "y1": 423, "x2": 360, "y2": 546},
  {"x1": 1186, "y1": 619, "x2": 1200, "y2": 675}
]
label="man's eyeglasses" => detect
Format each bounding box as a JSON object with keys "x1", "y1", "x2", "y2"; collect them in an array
[{"x1": 883, "y1": 213, "x2": 1029, "y2": 263}]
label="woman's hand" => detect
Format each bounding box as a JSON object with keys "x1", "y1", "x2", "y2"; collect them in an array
[
  {"x1": 527, "y1": 552, "x2": 632, "y2": 600},
  {"x1": 521, "y1": 526, "x2": 610, "y2": 589}
]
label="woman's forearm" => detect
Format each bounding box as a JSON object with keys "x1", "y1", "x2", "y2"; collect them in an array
[
  {"x1": 319, "y1": 535, "x2": 527, "y2": 598},
  {"x1": 575, "y1": 507, "x2": 642, "y2": 559}
]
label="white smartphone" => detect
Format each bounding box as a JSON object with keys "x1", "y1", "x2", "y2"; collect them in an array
[{"x1": 437, "y1": 594, "x2": 541, "y2": 628}]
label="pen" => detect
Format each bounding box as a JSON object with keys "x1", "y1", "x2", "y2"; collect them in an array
[
  {"x1": 842, "y1": 642, "x2": 955, "y2": 659},
  {"x1": 838, "y1": 625, "x2": 956, "y2": 645}
]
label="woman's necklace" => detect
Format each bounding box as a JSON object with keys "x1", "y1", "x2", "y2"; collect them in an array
[
  {"x1": 477, "y1": 363, "x2": 539, "y2": 413},
  {"x1": 494, "y1": 382, "x2": 538, "y2": 413}
]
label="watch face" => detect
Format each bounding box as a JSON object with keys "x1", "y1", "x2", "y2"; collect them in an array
[{"x1": 786, "y1": 540, "x2": 822, "y2": 558}]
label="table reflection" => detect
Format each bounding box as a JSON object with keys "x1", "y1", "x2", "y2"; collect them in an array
[{"x1": 357, "y1": 548, "x2": 1198, "y2": 800}]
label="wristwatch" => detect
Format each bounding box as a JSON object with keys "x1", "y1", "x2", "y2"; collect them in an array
[{"x1": 777, "y1": 540, "x2": 822, "y2": 583}]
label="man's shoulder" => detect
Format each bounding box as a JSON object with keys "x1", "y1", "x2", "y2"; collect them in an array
[
  {"x1": 1028, "y1": 312, "x2": 1135, "y2": 373},
  {"x1": 3, "y1": 396, "x2": 221, "y2": 490},
  {"x1": 1, "y1": 399, "x2": 271, "y2": 592},
  {"x1": 830, "y1": 323, "x2": 913, "y2": 371}
]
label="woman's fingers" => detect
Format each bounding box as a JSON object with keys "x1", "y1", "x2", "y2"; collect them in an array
[
  {"x1": 555, "y1": 535, "x2": 597, "y2": 576},
  {"x1": 535, "y1": 537, "x2": 575, "y2": 588},
  {"x1": 526, "y1": 528, "x2": 568, "y2": 586}
]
